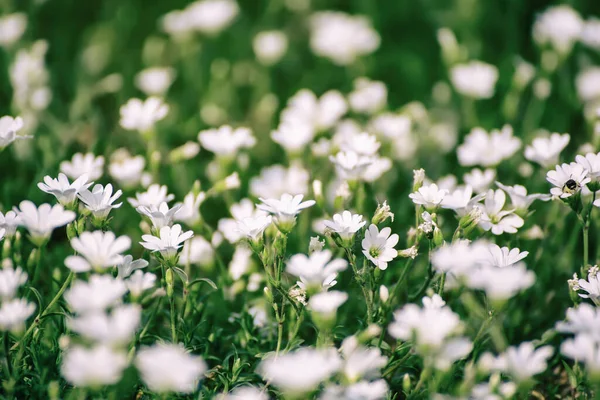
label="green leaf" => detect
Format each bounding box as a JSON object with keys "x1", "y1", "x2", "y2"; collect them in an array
[{"x1": 188, "y1": 277, "x2": 218, "y2": 290}]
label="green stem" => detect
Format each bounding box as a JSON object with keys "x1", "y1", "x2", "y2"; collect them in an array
[
  {"x1": 170, "y1": 293, "x2": 177, "y2": 343},
  {"x1": 11, "y1": 271, "x2": 74, "y2": 352}
]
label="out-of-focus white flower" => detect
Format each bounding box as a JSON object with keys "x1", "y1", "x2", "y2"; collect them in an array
[
  {"x1": 216, "y1": 387, "x2": 268, "y2": 400},
  {"x1": 179, "y1": 236, "x2": 214, "y2": 267},
  {"x1": 0, "y1": 210, "x2": 21, "y2": 238},
  {"x1": 0, "y1": 298, "x2": 35, "y2": 333},
  {"x1": 495, "y1": 182, "x2": 550, "y2": 212},
  {"x1": 469, "y1": 379, "x2": 517, "y2": 400},
  {"x1": 68, "y1": 304, "x2": 141, "y2": 346},
  {"x1": 575, "y1": 271, "x2": 600, "y2": 305},
  {"x1": 0, "y1": 13, "x2": 27, "y2": 47},
  {"x1": 323, "y1": 210, "x2": 366, "y2": 244},
  {"x1": 320, "y1": 380, "x2": 389, "y2": 400},
  {"x1": 0, "y1": 266, "x2": 27, "y2": 300},
  {"x1": 409, "y1": 183, "x2": 448, "y2": 210},
  {"x1": 65, "y1": 231, "x2": 131, "y2": 273},
  {"x1": 561, "y1": 334, "x2": 600, "y2": 375},
  {"x1": 441, "y1": 185, "x2": 485, "y2": 216},
  {"x1": 10, "y1": 40, "x2": 52, "y2": 117},
  {"x1": 546, "y1": 162, "x2": 590, "y2": 198},
  {"x1": 119, "y1": 97, "x2": 169, "y2": 132},
  {"x1": 556, "y1": 303, "x2": 600, "y2": 338},
  {"x1": 464, "y1": 168, "x2": 496, "y2": 194},
  {"x1": 450, "y1": 61, "x2": 498, "y2": 99},
  {"x1": 14, "y1": 201, "x2": 76, "y2": 246},
  {"x1": 348, "y1": 78, "x2": 387, "y2": 114},
  {"x1": 140, "y1": 224, "x2": 194, "y2": 262},
  {"x1": 135, "y1": 67, "x2": 176, "y2": 96},
  {"x1": 175, "y1": 191, "x2": 206, "y2": 227},
  {"x1": 137, "y1": 202, "x2": 182, "y2": 229},
  {"x1": 525, "y1": 133, "x2": 570, "y2": 167},
  {"x1": 61, "y1": 345, "x2": 128, "y2": 387},
  {"x1": 308, "y1": 290, "x2": 348, "y2": 317},
  {"x1": 117, "y1": 255, "x2": 148, "y2": 279},
  {"x1": 339, "y1": 132, "x2": 381, "y2": 157},
  {"x1": 250, "y1": 163, "x2": 309, "y2": 198},
  {"x1": 577, "y1": 152, "x2": 600, "y2": 181},
  {"x1": 457, "y1": 125, "x2": 521, "y2": 167},
  {"x1": 136, "y1": 343, "x2": 207, "y2": 393},
  {"x1": 468, "y1": 263, "x2": 535, "y2": 301},
  {"x1": 228, "y1": 245, "x2": 252, "y2": 280},
  {"x1": 340, "y1": 344, "x2": 387, "y2": 383},
  {"x1": 362, "y1": 224, "x2": 399, "y2": 271},
  {"x1": 581, "y1": 18, "x2": 600, "y2": 51},
  {"x1": 480, "y1": 342, "x2": 553, "y2": 383},
  {"x1": 236, "y1": 215, "x2": 272, "y2": 243},
  {"x1": 533, "y1": 5, "x2": 583, "y2": 55},
  {"x1": 38, "y1": 173, "x2": 92, "y2": 206},
  {"x1": 286, "y1": 250, "x2": 347, "y2": 293},
  {"x1": 128, "y1": 184, "x2": 175, "y2": 209},
  {"x1": 65, "y1": 275, "x2": 127, "y2": 314},
  {"x1": 253, "y1": 30, "x2": 288, "y2": 65},
  {"x1": 369, "y1": 113, "x2": 412, "y2": 141},
  {"x1": 309, "y1": 11, "x2": 379, "y2": 65},
  {"x1": 198, "y1": 125, "x2": 255, "y2": 157},
  {"x1": 258, "y1": 347, "x2": 342, "y2": 395},
  {"x1": 476, "y1": 189, "x2": 524, "y2": 235},
  {"x1": 78, "y1": 183, "x2": 123, "y2": 221},
  {"x1": 576, "y1": 68, "x2": 600, "y2": 105},
  {"x1": 125, "y1": 270, "x2": 157, "y2": 298},
  {"x1": 108, "y1": 151, "x2": 146, "y2": 188},
  {"x1": 329, "y1": 151, "x2": 373, "y2": 181},
  {"x1": 0, "y1": 115, "x2": 29, "y2": 149},
  {"x1": 257, "y1": 194, "x2": 315, "y2": 233}
]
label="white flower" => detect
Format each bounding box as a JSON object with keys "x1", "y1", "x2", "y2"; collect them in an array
[
  {"x1": 119, "y1": 97, "x2": 169, "y2": 132},
  {"x1": 339, "y1": 132, "x2": 381, "y2": 157},
  {"x1": 457, "y1": 125, "x2": 521, "y2": 167},
  {"x1": 108, "y1": 153, "x2": 146, "y2": 188},
  {"x1": 250, "y1": 164, "x2": 309, "y2": 199},
  {"x1": 60, "y1": 152, "x2": 104, "y2": 180},
  {"x1": 0, "y1": 298, "x2": 35, "y2": 333},
  {"x1": 434, "y1": 338, "x2": 473, "y2": 371},
  {"x1": 309, "y1": 11, "x2": 379, "y2": 65},
  {"x1": 308, "y1": 290, "x2": 348, "y2": 316},
  {"x1": 495, "y1": 182, "x2": 551, "y2": 212},
  {"x1": 546, "y1": 162, "x2": 591, "y2": 198},
  {"x1": 136, "y1": 343, "x2": 207, "y2": 393},
  {"x1": 432, "y1": 240, "x2": 490, "y2": 284},
  {"x1": 271, "y1": 121, "x2": 315, "y2": 153},
  {"x1": 128, "y1": 184, "x2": 175, "y2": 209},
  {"x1": 477, "y1": 189, "x2": 524, "y2": 235},
  {"x1": 0, "y1": 115, "x2": 29, "y2": 149},
  {"x1": 257, "y1": 194, "x2": 315, "y2": 232},
  {"x1": 556, "y1": 303, "x2": 600, "y2": 339},
  {"x1": 216, "y1": 387, "x2": 268, "y2": 400},
  {"x1": 362, "y1": 224, "x2": 399, "y2": 270},
  {"x1": 348, "y1": 78, "x2": 387, "y2": 114},
  {"x1": 135, "y1": 67, "x2": 176, "y2": 96},
  {"x1": 441, "y1": 185, "x2": 484, "y2": 216},
  {"x1": 470, "y1": 380, "x2": 517, "y2": 400},
  {"x1": 409, "y1": 183, "x2": 448, "y2": 209},
  {"x1": 137, "y1": 202, "x2": 182, "y2": 229},
  {"x1": 0, "y1": 210, "x2": 21, "y2": 237},
  {"x1": 182, "y1": 0, "x2": 238, "y2": 35},
  {"x1": 388, "y1": 297, "x2": 462, "y2": 351},
  {"x1": 0, "y1": 266, "x2": 27, "y2": 300},
  {"x1": 450, "y1": 61, "x2": 498, "y2": 99},
  {"x1": 525, "y1": 133, "x2": 570, "y2": 167},
  {"x1": 14, "y1": 201, "x2": 76, "y2": 246},
  {"x1": 320, "y1": 380, "x2": 389, "y2": 400},
  {"x1": 140, "y1": 224, "x2": 194, "y2": 261},
  {"x1": 175, "y1": 191, "x2": 206, "y2": 226},
  {"x1": 64, "y1": 231, "x2": 131, "y2": 273},
  {"x1": 38, "y1": 173, "x2": 92, "y2": 206},
  {"x1": 258, "y1": 347, "x2": 342, "y2": 394},
  {"x1": 125, "y1": 270, "x2": 157, "y2": 298},
  {"x1": 486, "y1": 244, "x2": 528, "y2": 268},
  {"x1": 78, "y1": 183, "x2": 123, "y2": 220},
  {"x1": 329, "y1": 151, "x2": 373, "y2": 181},
  {"x1": 236, "y1": 215, "x2": 272, "y2": 242},
  {"x1": 68, "y1": 304, "x2": 141, "y2": 346},
  {"x1": 65, "y1": 275, "x2": 127, "y2": 314},
  {"x1": 117, "y1": 255, "x2": 148, "y2": 279},
  {"x1": 179, "y1": 236, "x2": 214, "y2": 267},
  {"x1": 61, "y1": 345, "x2": 128, "y2": 387},
  {"x1": 533, "y1": 5, "x2": 583, "y2": 55},
  {"x1": 482, "y1": 342, "x2": 553, "y2": 383},
  {"x1": 576, "y1": 272, "x2": 600, "y2": 305},
  {"x1": 467, "y1": 263, "x2": 535, "y2": 301},
  {"x1": 198, "y1": 125, "x2": 255, "y2": 157},
  {"x1": 286, "y1": 250, "x2": 348, "y2": 293},
  {"x1": 576, "y1": 152, "x2": 600, "y2": 180},
  {"x1": 0, "y1": 13, "x2": 27, "y2": 47},
  {"x1": 582, "y1": 18, "x2": 600, "y2": 51},
  {"x1": 423, "y1": 294, "x2": 446, "y2": 309},
  {"x1": 464, "y1": 168, "x2": 496, "y2": 194},
  {"x1": 253, "y1": 30, "x2": 288, "y2": 66},
  {"x1": 561, "y1": 334, "x2": 600, "y2": 375},
  {"x1": 341, "y1": 345, "x2": 387, "y2": 383},
  {"x1": 323, "y1": 211, "x2": 366, "y2": 243},
  {"x1": 228, "y1": 246, "x2": 252, "y2": 280}
]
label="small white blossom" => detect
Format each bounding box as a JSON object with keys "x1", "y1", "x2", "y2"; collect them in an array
[
  {"x1": 409, "y1": 183, "x2": 448, "y2": 209},
  {"x1": 257, "y1": 194, "x2": 315, "y2": 233},
  {"x1": 0, "y1": 266, "x2": 27, "y2": 300},
  {"x1": 236, "y1": 215, "x2": 272, "y2": 243},
  {"x1": 125, "y1": 270, "x2": 157, "y2": 298},
  {"x1": 464, "y1": 168, "x2": 496, "y2": 194},
  {"x1": 286, "y1": 250, "x2": 348, "y2": 293},
  {"x1": 308, "y1": 290, "x2": 348, "y2": 317},
  {"x1": 61, "y1": 345, "x2": 128, "y2": 387},
  {"x1": 481, "y1": 342, "x2": 553, "y2": 383},
  {"x1": 108, "y1": 152, "x2": 146, "y2": 188},
  {"x1": 198, "y1": 125, "x2": 255, "y2": 157},
  {"x1": 329, "y1": 151, "x2": 373, "y2": 181},
  {"x1": 68, "y1": 304, "x2": 141, "y2": 346},
  {"x1": 362, "y1": 224, "x2": 399, "y2": 270},
  {"x1": 119, "y1": 97, "x2": 169, "y2": 132},
  {"x1": 64, "y1": 231, "x2": 131, "y2": 273},
  {"x1": 348, "y1": 78, "x2": 387, "y2": 114},
  {"x1": 60, "y1": 152, "x2": 104, "y2": 180},
  {"x1": 323, "y1": 211, "x2": 366, "y2": 243},
  {"x1": 457, "y1": 125, "x2": 521, "y2": 167},
  {"x1": 546, "y1": 162, "x2": 591, "y2": 198},
  {"x1": 525, "y1": 133, "x2": 570, "y2": 168},
  {"x1": 0, "y1": 13, "x2": 27, "y2": 47},
  {"x1": 0, "y1": 115, "x2": 29, "y2": 149},
  {"x1": 175, "y1": 191, "x2": 206, "y2": 226},
  {"x1": 0, "y1": 210, "x2": 21, "y2": 238},
  {"x1": 65, "y1": 275, "x2": 128, "y2": 314},
  {"x1": 253, "y1": 30, "x2": 288, "y2": 66},
  {"x1": 533, "y1": 5, "x2": 583, "y2": 55},
  {"x1": 117, "y1": 255, "x2": 149, "y2": 279},
  {"x1": 137, "y1": 202, "x2": 182, "y2": 229},
  {"x1": 135, "y1": 67, "x2": 176, "y2": 96},
  {"x1": 477, "y1": 189, "x2": 524, "y2": 235},
  {"x1": 140, "y1": 224, "x2": 194, "y2": 262},
  {"x1": 38, "y1": 173, "x2": 92, "y2": 206},
  {"x1": 0, "y1": 298, "x2": 35, "y2": 333},
  {"x1": 128, "y1": 184, "x2": 175, "y2": 209},
  {"x1": 450, "y1": 61, "x2": 498, "y2": 99},
  {"x1": 14, "y1": 201, "x2": 76, "y2": 246},
  {"x1": 78, "y1": 183, "x2": 123, "y2": 220}
]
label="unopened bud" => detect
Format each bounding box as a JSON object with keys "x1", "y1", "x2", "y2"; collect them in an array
[
  {"x1": 402, "y1": 373, "x2": 411, "y2": 392},
  {"x1": 413, "y1": 169, "x2": 425, "y2": 192},
  {"x1": 166, "y1": 268, "x2": 174, "y2": 297},
  {"x1": 372, "y1": 201, "x2": 394, "y2": 225},
  {"x1": 379, "y1": 285, "x2": 389, "y2": 302}
]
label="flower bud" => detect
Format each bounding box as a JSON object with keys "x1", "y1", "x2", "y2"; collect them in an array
[
  {"x1": 166, "y1": 268, "x2": 174, "y2": 298},
  {"x1": 379, "y1": 285, "x2": 389, "y2": 302},
  {"x1": 398, "y1": 246, "x2": 418, "y2": 259},
  {"x1": 402, "y1": 373, "x2": 411, "y2": 393},
  {"x1": 372, "y1": 201, "x2": 394, "y2": 225},
  {"x1": 309, "y1": 236, "x2": 325, "y2": 254},
  {"x1": 412, "y1": 169, "x2": 425, "y2": 192}
]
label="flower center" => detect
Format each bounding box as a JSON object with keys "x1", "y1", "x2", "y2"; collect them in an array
[{"x1": 369, "y1": 247, "x2": 381, "y2": 258}]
